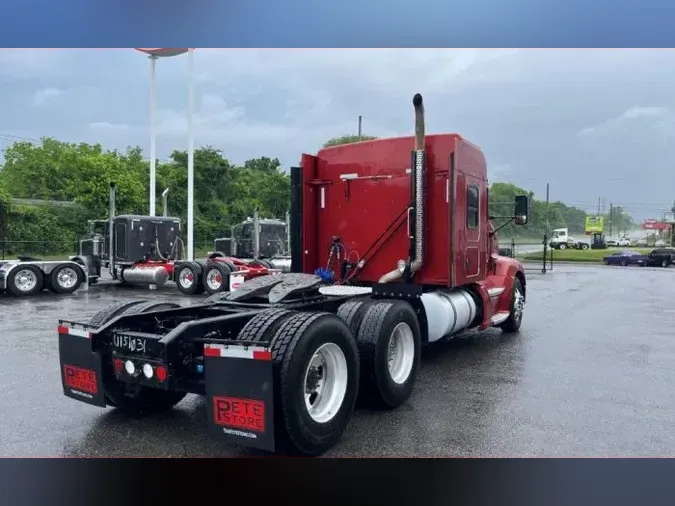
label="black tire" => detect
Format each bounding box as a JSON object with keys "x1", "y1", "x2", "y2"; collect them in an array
[
  {"x1": 7, "y1": 264, "x2": 44, "y2": 296},
  {"x1": 500, "y1": 277, "x2": 525, "y2": 333},
  {"x1": 621, "y1": 259, "x2": 628, "y2": 267},
  {"x1": 237, "y1": 308, "x2": 297, "y2": 343},
  {"x1": 204, "y1": 291, "x2": 231, "y2": 304},
  {"x1": 265, "y1": 312, "x2": 359, "y2": 456},
  {"x1": 259, "y1": 259, "x2": 274, "y2": 269},
  {"x1": 103, "y1": 301, "x2": 187, "y2": 414},
  {"x1": 221, "y1": 260, "x2": 238, "y2": 272},
  {"x1": 202, "y1": 262, "x2": 231, "y2": 295},
  {"x1": 121, "y1": 301, "x2": 181, "y2": 316},
  {"x1": 174, "y1": 262, "x2": 204, "y2": 295},
  {"x1": 87, "y1": 300, "x2": 148, "y2": 327},
  {"x1": 558, "y1": 243, "x2": 567, "y2": 250},
  {"x1": 581, "y1": 244, "x2": 589, "y2": 250},
  {"x1": 337, "y1": 299, "x2": 375, "y2": 336},
  {"x1": 661, "y1": 259, "x2": 670, "y2": 268},
  {"x1": 49, "y1": 263, "x2": 84, "y2": 294},
  {"x1": 355, "y1": 300, "x2": 422, "y2": 410}
]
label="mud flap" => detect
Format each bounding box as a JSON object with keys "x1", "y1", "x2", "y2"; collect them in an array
[
  {"x1": 204, "y1": 342, "x2": 275, "y2": 452},
  {"x1": 58, "y1": 325, "x2": 107, "y2": 407}
]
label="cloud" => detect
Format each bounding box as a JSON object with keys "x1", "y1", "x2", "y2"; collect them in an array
[
  {"x1": 32, "y1": 87, "x2": 63, "y2": 106},
  {"x1": 577, "y1": 106, "x2": 673, "y2": 137},
  {"x1": 2, "y1": 48, "x2": 675, "y2": 221},
  {"x1": 88, "y1": 121, "x2": 129, "y2": 131}
]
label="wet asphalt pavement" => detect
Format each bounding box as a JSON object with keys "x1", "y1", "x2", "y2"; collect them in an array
[{"x1": 1, "y1": 262, "x2": 675, "y2": 457}]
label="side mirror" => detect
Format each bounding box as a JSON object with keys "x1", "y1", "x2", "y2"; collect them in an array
[{"x1": 514, "y1": 195, "x2": 529, "y2": 225}]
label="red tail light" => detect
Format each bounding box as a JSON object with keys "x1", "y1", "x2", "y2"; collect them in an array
[
  {"x1": 156, "y1": 365, "x2": 168, "y2": 382},
  {"x1": 113, "y1": 358, "x2": 124, "y2": 374}
]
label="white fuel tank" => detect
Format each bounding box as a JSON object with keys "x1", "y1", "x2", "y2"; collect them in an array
[
  {"x1": 421, "y1": 289, "x2": 478, "y2": 342},
  {"x1": 121, "y1": 265, "x2": 170, "y2": 287}
]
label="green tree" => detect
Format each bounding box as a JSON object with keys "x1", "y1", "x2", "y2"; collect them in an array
[{"x1": 323, "y1": 134, "x2": 378, "y2": 147}]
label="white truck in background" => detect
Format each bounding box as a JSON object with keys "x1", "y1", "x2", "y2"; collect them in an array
[{"x1": 549, "y1": 228, "x2": 590, "y2": 250}]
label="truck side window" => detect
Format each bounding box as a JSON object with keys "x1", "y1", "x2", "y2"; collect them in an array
[{"x1": 467, "y1": 185, "x2": 479, "y2": 229}]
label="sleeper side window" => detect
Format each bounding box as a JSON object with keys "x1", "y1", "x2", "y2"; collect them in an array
[{"x1": 467, "y1": 185, "x2": 479, "y2": 229}]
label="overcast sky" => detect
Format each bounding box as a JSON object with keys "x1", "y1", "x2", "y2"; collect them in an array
[{"x1": 0, "y1": 48, "x2": 674, "y2": 221}]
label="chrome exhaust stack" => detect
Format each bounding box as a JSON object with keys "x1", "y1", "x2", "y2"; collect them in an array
[
  {"x1": 162, "y1": 188, "x2": 169, "y2": 217},
  {"x1": 108, "y1": 182, "x2": 116, "y2": 277},
  {"x1": 253, "y1": 208, "x2": 261, "y2": 259},
  {"x1": 379, "y1": 93, "x2": 426, "y2": 284}
]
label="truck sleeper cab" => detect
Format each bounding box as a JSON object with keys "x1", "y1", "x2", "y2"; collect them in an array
[{"x1": 57, "y1": 94, "x2": 529, "y2": 456}]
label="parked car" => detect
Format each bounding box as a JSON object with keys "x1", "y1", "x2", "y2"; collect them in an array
[
  {"x1": 606, "y1": 238, "x2": 618, "y2": 247},
  {"x1": 655, "y1": 239, "x2": 666, "y2": 247},
  {"x1": 617, "y1": 237, "x2": 631, "y2": 247},
  {"x1": 602, "y1": 250, "x2": 649, "y2": 266},
  {"x1": 645, "y1": 248, "x2": 675, "y2": 268},
  {"x1": 636, "y1": 238, "x2": 649, "y2": 247}
]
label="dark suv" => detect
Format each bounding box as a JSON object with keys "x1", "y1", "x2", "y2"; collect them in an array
[{"x1": 646, "y1": 248, "x2": 675, "y2": 267}]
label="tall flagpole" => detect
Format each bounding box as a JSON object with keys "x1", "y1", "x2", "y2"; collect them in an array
[
  {"x1": 187, "y1": 48, "x2": 195, "y2": 261},
  {"x1": 149, "y1": 55, "x2": 158, "y2": 216}
]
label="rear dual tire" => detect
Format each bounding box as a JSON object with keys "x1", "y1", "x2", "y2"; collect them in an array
[
  {"x1": 47, "y1": 264, "x2": 84, "y2": 294},
  {"x1": 175, "y1": 262, "x2": 204, "y2": 295},
  {"x1": 6, "y1": 265, "x2": 44, "y2": 296},
  {"x1": 338, "y1": 299, "x2": 422, "y2": 409},
  {"x1": 353, "y1": 300, "x2": 422, "y2": 409},
  {"x1": 238, "y1": 310, "x2": 359, "y2": 456},
  {"x1": 202, "y1": 260, "x2": 238, "y2": 295}
]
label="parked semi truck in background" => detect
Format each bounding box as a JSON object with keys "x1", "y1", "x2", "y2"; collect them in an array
[
  {"x1": 57, "y1": 93, "x2": 529, "y2": 456},
  {"x1": 2, "y1": 186, "x2": 287, "y2": 297}
]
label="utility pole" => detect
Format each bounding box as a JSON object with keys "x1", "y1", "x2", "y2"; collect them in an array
[
  {"x1": 358, "y1": 115, "x2": 362, "y2": 141},
  {"x1": 542, "y1": 182, "x2": 550, "y2": 274},
  {"x1": 597, "y1": 197, "x2": 601, "y2": 216},
  {"x1": 609, "y1": 203, "x2": 613, "y2": 237}
]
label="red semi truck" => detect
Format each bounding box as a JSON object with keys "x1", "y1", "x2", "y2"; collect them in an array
[{"x1": 57, "y1": 94, "x2": 529, "y2": 456}]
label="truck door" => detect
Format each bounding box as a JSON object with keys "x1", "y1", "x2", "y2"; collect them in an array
[{"x1": 463, "y1": 175, "x2": 482, "y2": 280}]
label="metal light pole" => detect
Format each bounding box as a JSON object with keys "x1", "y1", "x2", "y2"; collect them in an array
[
  {"x1": 135, "y1": 48, "x2": 195, "y2": 260},
  {"x1": 187, "y1": 48, "x2": 195, "y2": 261},
  {"x1": 149, "y1": 55, "x2": 157, "y2": 216}
]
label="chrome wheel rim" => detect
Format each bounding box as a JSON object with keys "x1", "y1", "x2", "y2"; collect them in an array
[
  {"x1": 513, "y1": 286, "x2": 525, "y2": 323},
  {"x1": 206, "y1": 269, "x2": 224, "y2": 290},
  {"x1": 178, "y1": 268, "x2": 194, "y2": 288},
  {"x1": 387, "y1": 322, "x2": 415, "y2": 384},
  {"x1": 303, "y1": 343, "x2": 348, "y2": 424},
  {"x1": 57, "y1": 267, "x2": 78, "y2": 289},
  {"x1": 14, "y1": 269, "x2": 37, "y2": 292}
]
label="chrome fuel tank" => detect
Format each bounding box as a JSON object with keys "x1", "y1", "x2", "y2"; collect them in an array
[
  {"x1": 121, "y1": 265, "x2": 170, "y2": 287},
  {"x1": 421, "y1": 289, "x2": 478, "y2": 342}
]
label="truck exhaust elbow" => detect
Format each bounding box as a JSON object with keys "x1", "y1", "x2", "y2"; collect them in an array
[
  {"x1": 378, "y1": 269, "x2": 403, "y2": 284},
  {"x1": 378, "y1": 259, "x2": 408, "y2": 284}
]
